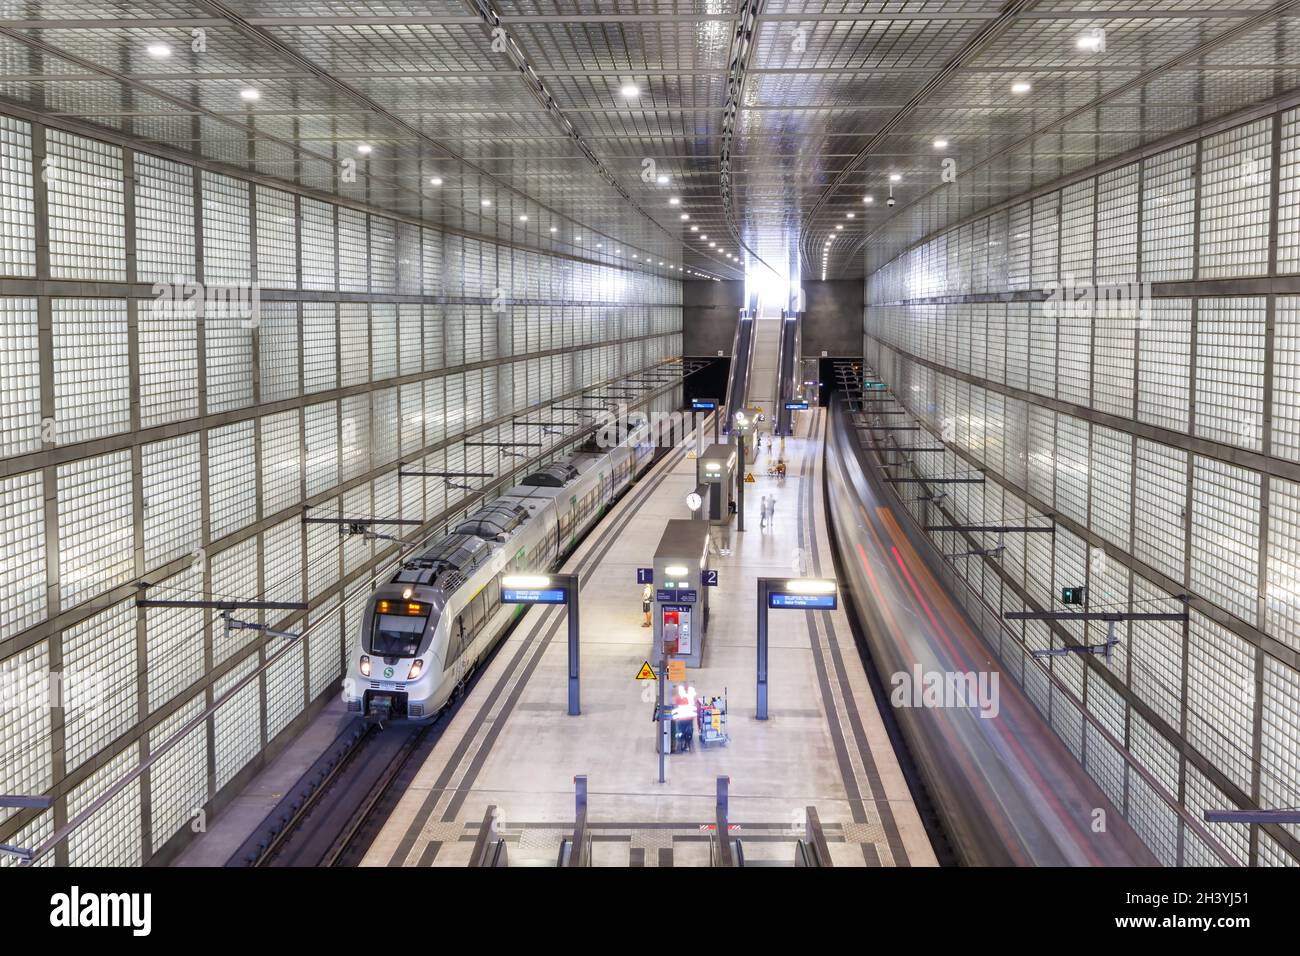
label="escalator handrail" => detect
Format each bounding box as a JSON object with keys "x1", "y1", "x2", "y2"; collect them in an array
[
  {"x1": 722, "y1": 311, "x2": 754, "y2": 433},
  {"x1": 774, "y1": 310, "x2": 801, "y2": 435}
]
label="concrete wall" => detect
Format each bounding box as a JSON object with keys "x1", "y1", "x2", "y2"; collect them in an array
[
  {"x1": 801, "y1": 279, "x2": 863, "y2": 358},
  {"x1": 684, "y1": 278, "x2": 861, "y2": 359},
  {"x1": 683, "y1": 279, "x2": 744, "y2": 356}
]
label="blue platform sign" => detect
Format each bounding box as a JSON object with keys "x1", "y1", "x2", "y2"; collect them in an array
[
  {"x1": 637, "y1": 567, "x2": 654, "y2": 585},
  {"x1": 657, "y1": 588, "x2": 698, "y2": 604},
  {"x1": 691, "y1": 399, "x2": 718, "y2": 410},
  {"x1": 783, "y1": 401, "x2": 809, "y2": 411},
  {"x1": 503, "y1": 588, "x2": 567, "y2": 605},
  {"x1": 769, "y1": 592, "x2": 837, "y2": 610},
  {"x1": 701, "y1": 569, "x2": 719, "y2": 587}
]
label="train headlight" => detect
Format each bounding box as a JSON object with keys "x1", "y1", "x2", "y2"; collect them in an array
[
  {"x1": 407, "y1": 659, "x2": 425, "y2": 680},
  {"x1": 360, "y1": 655, "x2": 371, "y2": 677}
]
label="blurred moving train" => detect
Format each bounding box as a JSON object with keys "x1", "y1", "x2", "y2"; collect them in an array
[
  {"x1": 344, "y1": 420, "x2": 656, "y2": 722},
  {"x1": 823, "y1": 395, "x2": 1159, "y2": 865}
]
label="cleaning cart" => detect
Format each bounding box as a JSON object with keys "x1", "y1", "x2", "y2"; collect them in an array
[{"x1": 697, "y1": 690, "x2": 729, "y2": 748}]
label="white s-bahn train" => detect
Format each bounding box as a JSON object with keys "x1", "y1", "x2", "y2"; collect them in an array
[{"x1": 343, "y1": 420, "x2": 657, "y2": 722}]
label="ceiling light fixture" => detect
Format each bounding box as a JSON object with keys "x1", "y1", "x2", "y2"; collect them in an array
[
  {"x1": 147, "y1": 43, "x2": 172, "y2": 57},
  {"x1": 430, "y1": 176, "x2": 443, "y2": 186},
  {"x1": 933, "y1": 138, "x2": 948, "y2": 149},
  {"x1": 357, "y1": 143, "x2": 372, "y2": 155},
  {"x1": 621, "y1": 82, "x2": 640, "y2": 97},
  {"x1": 519, "y1": 215, "x2": 528, "y2": 222},
  {"x1": 862, "y1": 195, "x2": 873, "y2": 204},
  {"x1": 669, "y1": 197, "x2": 680, "y2": 206},
  {"x1": 1012, "y1": 80, "x2": 1032, "y2": 94},
  {"x1": 889, "y1": 173, "x2": 901, "y2": 182},
  {"x1": 240, "y1": 88, "x2": 260, "y2": 101}
]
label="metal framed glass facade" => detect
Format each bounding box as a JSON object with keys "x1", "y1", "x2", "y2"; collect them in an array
[
  {"x1": 865, "y1": 104, "x2": 1300, "y2": 867},
  {"x1": 0, "y1": 112, "x2": 683, "y2": 865}
]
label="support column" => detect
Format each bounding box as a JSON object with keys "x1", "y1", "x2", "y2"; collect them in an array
[{"x1": 756, "y1": 578, "x2": 769, "y2": 720}]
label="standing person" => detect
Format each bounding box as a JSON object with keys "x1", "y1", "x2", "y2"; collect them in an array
[
  {"x1": 767, "y1": 494, "x2": 777, "y2": 529},
  {"x1": 642, "y1": 582, "x2": 653, "y2": 627},
  {"x1": 759, "y1": 494, "x2": 768, "y2": 531}
]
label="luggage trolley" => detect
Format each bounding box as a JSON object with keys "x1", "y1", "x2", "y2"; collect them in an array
[{"x1": 697, "y1": 690, "x2": 729, "y2": 748}]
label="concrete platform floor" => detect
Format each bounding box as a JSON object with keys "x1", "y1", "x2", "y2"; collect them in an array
[{"x1": 364, "y1": 410, "x2": 937, "y2": 867}]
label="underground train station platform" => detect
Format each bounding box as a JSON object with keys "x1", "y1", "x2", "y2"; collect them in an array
[{"x1": 363, "y1": 412, "x2": 936, "y2": 867}]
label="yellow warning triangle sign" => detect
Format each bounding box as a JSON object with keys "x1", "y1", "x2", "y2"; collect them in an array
[
  {"x1": 686, "y1": 450, "x2": 697, "y2": 459},
  {"x1": 636, "y1": 661, "x2": 657, "y2": 681},
  {"x1": 744, "y1": 472, "x2": 756, "y2": 483}
]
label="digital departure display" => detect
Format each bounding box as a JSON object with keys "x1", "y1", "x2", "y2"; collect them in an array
[
  {"x1": 502, "y1": 588, "x2": 568, "y2": 604},
  {"x1": 769, "y1": 592, "x2": 837, "y2": 610}
]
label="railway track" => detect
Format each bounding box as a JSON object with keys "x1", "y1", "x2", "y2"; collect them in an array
[
  {"x1": 257, "y1": 723, "x2": 424, "y2": 867},
  {"x1": 234, "y1": 672, "x2": 486, "y2": 867}
]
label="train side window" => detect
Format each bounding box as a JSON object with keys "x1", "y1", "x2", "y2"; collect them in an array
[
  {"x1": 451, "y1": 616, "x2": 467, "y2": 661},
  {"x1": 468, "y1": 592, "x2": 485, "y2": 634}
]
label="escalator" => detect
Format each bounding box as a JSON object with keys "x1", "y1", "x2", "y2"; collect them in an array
[
  {"x1": 721, "y1": 310, "x2": 754, "y2": 434},
  {"x1": 746, "y1": 310, "x2": 781, "y2": 419},
  {"x1": 774, "y1": 309, "x2": 802, "y2": 436}
]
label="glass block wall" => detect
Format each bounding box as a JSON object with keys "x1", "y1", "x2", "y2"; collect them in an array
[
  {"x1": 864, "y1": 105, "x2": 1300, "y2": 866},
  {"x1": 0, "y1": 112, "x2": 683, "y2": 866}
]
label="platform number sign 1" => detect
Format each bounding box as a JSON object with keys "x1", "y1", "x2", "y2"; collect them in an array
[
  {"x1": 637, "y1": 567, "x2": 654, "y2": 585},
  {"x1": 701, "y1": 569, "x2": 719, "y2": 587}
]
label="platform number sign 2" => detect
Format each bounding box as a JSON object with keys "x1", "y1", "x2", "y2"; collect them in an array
[{"x1": 701, "y1": 569, "x2": 719, "y2": 587}]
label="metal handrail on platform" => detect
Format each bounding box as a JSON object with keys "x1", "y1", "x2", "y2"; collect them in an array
[
  {"x1": 795, "y1": 806, "x2": 834, "y2": 867},
  {"x1": 710, "y1": 776, "x2": 742, "y2": 867},
  {"x1": 560, "y1": 775, "x2": 592, "y2": 867},
  {"x1": 468, "y1": 805, "x2": 508, "y2": 867}
]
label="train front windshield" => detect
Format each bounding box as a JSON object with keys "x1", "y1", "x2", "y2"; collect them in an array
[{"x1": 369, "y1": 600, "x2": 430, "y2": 656}]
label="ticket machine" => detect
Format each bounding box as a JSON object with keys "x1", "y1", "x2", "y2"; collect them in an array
[{"x1": 651, "y1": 519, "x2": 712, "y2": 669}]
